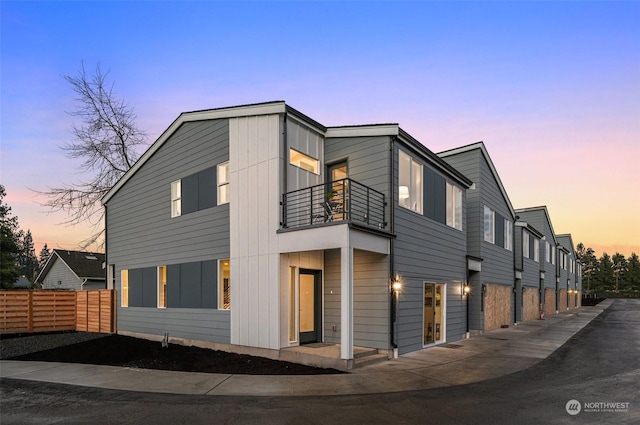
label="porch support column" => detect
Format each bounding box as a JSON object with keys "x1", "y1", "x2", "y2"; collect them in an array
[{"x1": 340, "y1": 245, "x2": 354, "y2": 360}]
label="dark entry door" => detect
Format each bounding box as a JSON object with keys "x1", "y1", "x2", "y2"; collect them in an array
[{"x1": 299, "y1": 269, "x2": 322, "y2": 344}]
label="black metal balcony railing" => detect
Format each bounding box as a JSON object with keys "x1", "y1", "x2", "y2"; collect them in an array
[{"x1": 281, "y1": 178, "x2": 387, "y2": 230}]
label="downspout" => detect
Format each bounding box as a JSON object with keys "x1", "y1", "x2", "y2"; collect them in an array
[
  {"x1": 513, "y1": 218, "x2": 518, "y2": 325},
  {"x1": 389, "y1": 135, "x2": 398, "y2": 352}
]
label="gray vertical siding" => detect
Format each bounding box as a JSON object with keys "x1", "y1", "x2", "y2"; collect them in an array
[{"x1": 106, "y1": 119, "x2": 231, "y2": 343}]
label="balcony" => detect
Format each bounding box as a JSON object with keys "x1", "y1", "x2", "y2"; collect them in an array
[{"x1": 281, "y1": 178, "x2": 387, "y2": 231}]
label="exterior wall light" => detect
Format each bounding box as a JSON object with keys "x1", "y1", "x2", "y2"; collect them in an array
[
  {"x1": 463, "y1": 284, "x2": 471, "y2": 295},
  {"x1": 392, "y1": 279, "x2": 402, "y2": 293}
]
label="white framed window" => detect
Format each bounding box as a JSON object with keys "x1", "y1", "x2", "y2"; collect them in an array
[
  {"x1": 551, "y1": 247, "x2": 556, "y2": 265},
  {"x1": 121, "y1": 270, "x2": 129, "y2": 308},
  {"x1": 171, "y1": 180, "x2": 181, "y2": 217},
  {"x1": 158, "y1": 266, "x2": 167, "y2": 308},
  {"x1": 217, "y1": 162, "x2": 230, "y2": 205},
  {"x1": 219, "y1": 259, "x2": 230, "y2": 310},
  {"x1": 289, "y1": 148, "x2": 319, "y2": 174},
  {"x1": 446, "y1": 182, "x2": 462, "y2": 230},
  {"x1": 504, "y1": 220, "x2": 513, "y2": 251},
  {"x1": 545, "y1": 241, "x2": 551, "y2": 263},
  {"x1": 534, "y1": 238, "x2": 540, "y2": 262},
  {"x1": 483, "y1": 205, "x2": 495, "y2": 243},
  {"x1": 398, "y1": 150, "x2": 423, "y2": 214},
  {"x1": 523, "y1": 231, "x2": 530, "y2": 258}
]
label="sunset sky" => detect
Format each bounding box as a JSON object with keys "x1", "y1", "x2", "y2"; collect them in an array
[{"x1": 1, "y1": 1, "x2": 639, "y2": 258}]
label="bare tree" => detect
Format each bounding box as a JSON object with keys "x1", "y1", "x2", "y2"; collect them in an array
[{"x1": 39, "y1": 63, "x2": 147, "y2": 249}]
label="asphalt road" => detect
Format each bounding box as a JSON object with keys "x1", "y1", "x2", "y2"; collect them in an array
[{"x1": 1, "y1": 299, "x2": 638, "y2": 425}]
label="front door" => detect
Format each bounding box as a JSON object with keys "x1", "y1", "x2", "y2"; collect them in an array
[
  {"x1": 299, "y1": 269, "x2": 322, "y2": 344},
  {"x1": 424, "y1": 283, "x2": 445, "y2": 345}
]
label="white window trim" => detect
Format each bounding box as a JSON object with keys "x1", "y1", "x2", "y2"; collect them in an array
[
  {"x1": 157, "y1": 266, "x2": 167, "y2": 309},
  {"x1": 534, "y1": 238, "x2": 540, "y2": 263},
  {"x1": 398, "y1": 150, "x2": 423, "y2": 214},
  {"x1": 219, "y1": 259, "x2": 230, "y2": 310},
  {"x1": 446, "y1": 182, "x2": 462, "y2": 231},
  {"x1": 484, "y1": 205, "x2": 495, "y2": 244},
  {"x1": 171, "y1": 179, "x2": 181, "y2": 217},
  {"x1": 217, "y1": 162, "x2": 230, "y2": 205},
  {"x1": 523, "y1": 231, "x2": 530, "y2": 259},
  {"x1": 121, "y1": 270, "x2": 129, "y2": 308},
  {"x1": 504, "y1": 220, "x2": 513, "y2": 251}
]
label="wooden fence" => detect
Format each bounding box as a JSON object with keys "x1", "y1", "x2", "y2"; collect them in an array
[{"x1": 0, "y1": 290, "x2": 115, "y2": 334}]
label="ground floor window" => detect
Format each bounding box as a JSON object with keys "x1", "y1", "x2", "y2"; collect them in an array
[
  {"x1": 424, "y1": 282, "x2": 445, "y2": 345},
  {"x1": 121, "y1": 270, "x2": 129, "y2": 307},
  {"x1": 219, "y1": 259, "x2": 230, "y2": 310},
  {"x1": 158, "y1": 266, "x2": 167, "y2": 308},
  {"x1": 289, "y1": 267, "x2": 297, "y2": 343}
]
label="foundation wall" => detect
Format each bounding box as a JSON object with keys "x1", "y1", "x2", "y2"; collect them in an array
[{"x1": 484, "y1": 283, "x2": 512, "y2": 331}]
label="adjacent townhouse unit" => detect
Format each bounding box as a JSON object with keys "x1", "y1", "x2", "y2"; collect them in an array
[
  {"x1": 514, "y1": 206, "x2": 560, "y2": 317},
  {"x1": 102, "y1": 101, "x2": 473, "y2": 369},
  {"x1": 557, "y1": 234, "x2": 582, "y2": 309},
  {"x1": 438, "y1": 142, "x2": 517, "y2": 332},
  {"x1": 36, "y1": 250, "x2": 106, "y2": 290},
  {"x1": 514, "y1": 219, "x2": 545, "y2": 321}
]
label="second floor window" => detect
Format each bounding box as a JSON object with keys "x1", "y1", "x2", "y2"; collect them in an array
[
  {"x1": 484, "y1": 206, "x2": 495, "y2": 243},
  {"x1": 171, "y1": 180, "x2": 181, "y2": 217},
  {"x1": 446, "y1": 182, "x2": 462, "y2": 230},
  {"x1": 217, "y1": 162, "x2": 230, "y2": 205},
  {"x1": 399, "y1": 150, "x2": 423, "y2": 214},
  {"x1": 504, "y1": 220, "x2": 513, "y2": 251}
]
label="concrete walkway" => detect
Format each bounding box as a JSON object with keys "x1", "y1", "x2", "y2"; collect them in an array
[{"x1": 0, "y1": 301, "x2": 611, "y2": 397}]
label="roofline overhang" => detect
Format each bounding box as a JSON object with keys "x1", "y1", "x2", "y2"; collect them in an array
[
  {"x1": 397, "y1": 129, "x2": 473, "y2": 188},
  {"x1": 102, "y1": 101, "x2": 289, "y2": 204},
  {"x1": 438, "y1": 141, "x2": 516, "y2": 219},
  {"x1": 514, "y1": 206, "x2": 559, "y2": 244}
]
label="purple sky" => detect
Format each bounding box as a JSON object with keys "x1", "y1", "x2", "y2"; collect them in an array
[{"x1": 1, "y1": 1, "x2": 639, "y2": 257}]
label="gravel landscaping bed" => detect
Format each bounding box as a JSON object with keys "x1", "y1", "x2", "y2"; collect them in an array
[{"x1": 0, "y1": 332, "x2": 343, "y2": 375}]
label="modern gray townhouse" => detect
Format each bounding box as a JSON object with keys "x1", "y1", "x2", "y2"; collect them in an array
[{"x1": 102, "y1": 101, "x2": 581, "y2": 369}]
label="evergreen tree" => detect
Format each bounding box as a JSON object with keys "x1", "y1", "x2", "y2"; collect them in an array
[
  {"x1": 611, "y1": 253, "x2": 627, "y2": 293},
  {"x1": 39, "y1": 243, "x2": 51, "y2": 270},
  {"x1": 596, "y1": 253, "x2": 615, "y2": 293},
  {"x1": 18, "y1": 230, "x2": 39, "y2": 283},
  {"x1": 0, "y1": 185, "x2": 21, "y2": 288},
  {"x1": 625, "y1": 253, "x2": 640, "y2": 295},
  {"x1": 576, "y1": 243, "x2": 598, "y2": 294}
]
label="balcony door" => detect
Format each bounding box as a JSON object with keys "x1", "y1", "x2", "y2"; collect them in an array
[{"x1": 327, "y1": 162, "x2": 348, "y2": 221}]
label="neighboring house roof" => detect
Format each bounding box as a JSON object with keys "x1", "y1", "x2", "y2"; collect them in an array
[
  {"x1": 557, "y1": 234, "x2": 576, "y2": 254},
  {"x1": 102, "y1": 101, "x2": 473, "y2": 205},
  {"x1": 438, "y1": 141, "x2": 515, "y2": 219},
  {"x1": 35, "y1": 249, "x2": 106, "y2": 284},
  {"x1": 514, "y1": 206, "x2": 558, "y2": 245},
  {"x1": 12, "y1": 277, "x2": 31, "y2": 289}
]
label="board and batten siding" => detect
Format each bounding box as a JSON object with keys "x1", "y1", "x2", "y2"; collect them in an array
[
  {"x1": 106, "y1": 119, "x2": 231, "y2": 343},
  {"x1": 229, "y1": 113, "x2": 283, "y2": 350},
  {"x1": 392, "y1": 146, "x2": 467, "y2": 355}
]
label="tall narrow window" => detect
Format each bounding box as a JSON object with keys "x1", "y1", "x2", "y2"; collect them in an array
[
  {"x1": 398, "y1": 150, "x2": 423, "y2": 213},
  {"x1": 523, "y1": 231, "x2": 530, "y2": 258},
  {"x1": 534, "y1": 239, "x2": 540, "y2": 262},
  {"x1": 158, "y1": 266, "x2": 167, "y2": 308},
  {"x1": 545, "y1": 241, "x2": 551, "y2": 263},
  {"x1": 171, "y1": 180, "x2": 181, "y2": 217},
  {"x1": 217, "y1": 162, "x2": 230, "y2": 205},
  {"x1": 289, "y1": 267, "x2": 297, "y2": 343},
  {"x1": 483, "y1": 206, "x2": 495, "y2": 243},
  {"x1": 504, "y1": 220, "x2": 513, "y2": 251},
  {"x1": 551, "y1": 247, "x2": 556, "y2": 265},
  {"x1": 446, "y1": 182, "x2": 462, "y2": 230},
  {"x1": 121, "y1": 270, "x2": 129, "y2": 307},
  {"x1": 219, "y1": 259, "x2": 230, "y2": 310}
]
